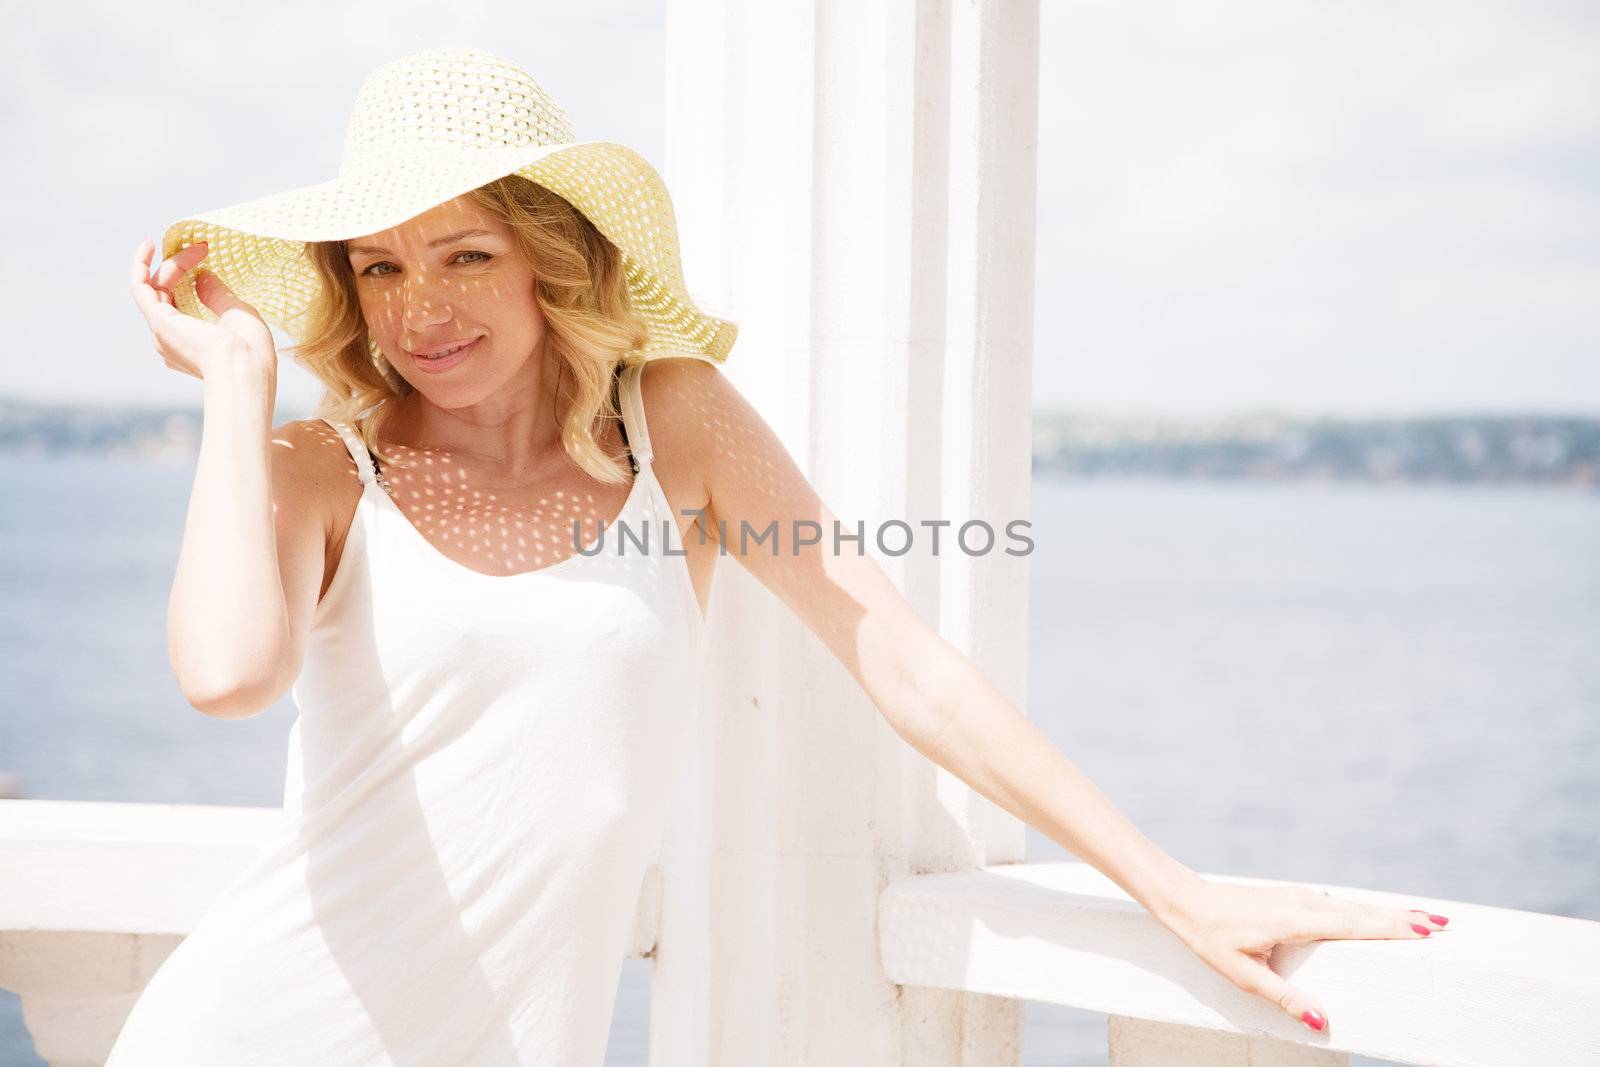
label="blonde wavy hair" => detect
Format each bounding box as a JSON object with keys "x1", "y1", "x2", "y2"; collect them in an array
[{"x1": 291, "y1": 174, "x2": 650, "y2": 485}]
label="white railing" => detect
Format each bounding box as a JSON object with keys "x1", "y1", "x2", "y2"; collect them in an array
[
  {"x1": 4, "y1": 798, "x2": 1595, "y2": 1066},
  {"x1": 881, "y1": 863, "x2": 1600, "y2": 1066},
  {"x1": 0, "y1": 800, "x2": 662, "y2": 1067}
]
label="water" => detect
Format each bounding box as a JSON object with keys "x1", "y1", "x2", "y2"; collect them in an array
[
  {"x1": 1, "y1": 456, "x2": 1595, "y2": 1065},
  {"x1": 1018, "y1": 477, "x2": 1599, "y2": 1065}
]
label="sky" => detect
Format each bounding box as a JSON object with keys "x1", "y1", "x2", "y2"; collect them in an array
[{"x1": 1, "y1": 0, "x2": 1594, "y2": 418}]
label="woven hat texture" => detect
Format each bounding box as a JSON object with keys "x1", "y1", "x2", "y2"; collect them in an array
[{"x1": 160, "y1": 47, "x2": 736, "y2": 364}]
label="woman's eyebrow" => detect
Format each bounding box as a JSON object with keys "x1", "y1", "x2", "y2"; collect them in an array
[{"x1": 348, "y1": 228, "x2": 498, "y2": 257}]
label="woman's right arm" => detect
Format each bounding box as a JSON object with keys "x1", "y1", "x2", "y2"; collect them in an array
[
  {"x1": 130, "y1": 238, "x2": 329, "y2": 718},
  {"x1": 168, "y1": 368, "x2": 331, "y2": 718}
]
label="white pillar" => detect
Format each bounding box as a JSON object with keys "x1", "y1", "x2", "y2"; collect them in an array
[{"x1": 656, "y1": 1, "x2": 1039, "y2": 1063}]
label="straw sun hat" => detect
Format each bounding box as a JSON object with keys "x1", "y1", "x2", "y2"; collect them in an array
[{"x1": 160, "y1": 46, "x2": 737, "y2": 367}]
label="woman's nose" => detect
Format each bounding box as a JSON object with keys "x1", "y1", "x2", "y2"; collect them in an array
[{"x1": 400, "y1": 283, "x2": 454, "y2": 333}]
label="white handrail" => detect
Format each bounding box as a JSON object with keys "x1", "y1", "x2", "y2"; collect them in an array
[
  {"x1": 880, "y1": 861, "x2": 1600, "y2": 1066},
  {"x1": 4, "y1": 801, "x2": 1595, "y2": 1066}
]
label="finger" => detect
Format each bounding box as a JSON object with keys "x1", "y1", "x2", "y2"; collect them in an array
[
  {"x1": 1283, "y1": 887, "x2": 1341, "y2": 913},
  {"x1": 1283, "y1": 899, "x2": 1441, "y2": 943},
  {"x1": 1227, "y1": 953, "x2": 1329, "y2": 1034},
  {"x1": 154, "y1": 240, "x2": 209, "y2": 292},
  {"x1": 194, "y1": 270, "x2": 269, "y2": 344},
  {"x1": 1309, "y1": 889, "x2": 1451, "y2": 930},
  {"x1": 129, "y1": 237, "x2": 154, "y2": 281},
  {"x1": 195, "y1": 268, "x2": 250, "y2": 318},
  {"x1": 129, "y1": 239, "x2": 180, "y2": 324},
  {"x1": 1315, "y1": 893, "x2": 1452, "y2": 932},
  {"x1": 1299, "y1": 887, "x2": 1375, "y2": 914},
  {"x1": 1291, "y1": 887, "x2": 1450, "y2": 932},
  {"x1": 129, "y1": 237, "x2": 156, "y2": 293}
]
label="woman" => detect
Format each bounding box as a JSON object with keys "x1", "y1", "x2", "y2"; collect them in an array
[{"x1": 118, "y1": 47, "x2": 1445, "y2": 1065}]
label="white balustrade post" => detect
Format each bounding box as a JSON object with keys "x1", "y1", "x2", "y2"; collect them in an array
[
  {"x1": 0, "y1": 800, "x2": 287, "y2": 1067},
  {"x1": 1109, "y1": 1017, "x2": 1350, "y2": 1066},
  {"x1": 654, "y1": 1, "x2": 1040, "y2": 1063}
]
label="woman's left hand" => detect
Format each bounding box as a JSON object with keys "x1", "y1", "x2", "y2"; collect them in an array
[{"x1": 1156, "y1": 876, "x2": 1450, "y2": 1034}]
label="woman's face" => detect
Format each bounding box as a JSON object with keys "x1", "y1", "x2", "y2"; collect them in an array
[{"x1": 347, "y1": 193, "x2": 545, "y2": 407}]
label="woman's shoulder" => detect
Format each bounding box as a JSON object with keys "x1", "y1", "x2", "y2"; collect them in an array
[
  {"x1": 636, "y1": 353, "x2": 724, "y2": 390},
  {"x1": 634, "y1": 356, "x2": 728, "y2": 515},
  {"x1": 272, "y1": 417, "x2": 367, "y2": 480},
  {"x1": 635, "y1": 356, "x2": 727, "y2": 434},
  {"x1": 269, "y1": 418, "x2": 368, "y2": 531}
]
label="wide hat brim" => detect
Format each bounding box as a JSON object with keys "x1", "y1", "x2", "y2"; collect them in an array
[{"x1": 160, "y1": 139, "x2": 736, "y2": 364}]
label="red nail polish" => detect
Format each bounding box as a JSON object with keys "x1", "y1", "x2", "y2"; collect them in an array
[
  {"x1": 1429, "y1": 913, "x2": 1449, "y2": 926},
  {"x1": 1302, "y1": 1009, "x2": 1327, "y2": 1031},
  {"x1": 1410, "y1": 922, "x2": 1431, "y2": 935}
]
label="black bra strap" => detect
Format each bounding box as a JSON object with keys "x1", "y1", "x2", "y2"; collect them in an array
[{"x1": 611, "y1": 361, "x2": 636, "y2": 473}]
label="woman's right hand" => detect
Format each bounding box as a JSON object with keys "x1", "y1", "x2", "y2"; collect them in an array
[{"x1": 129, "y1": 237, "x2": 277, "y2": 382}]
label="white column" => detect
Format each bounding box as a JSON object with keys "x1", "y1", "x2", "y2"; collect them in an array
[{"x1": 656, "y1": 1, "x2": 1039, "y2": 1063}]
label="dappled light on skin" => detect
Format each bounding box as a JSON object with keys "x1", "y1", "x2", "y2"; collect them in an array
[
  {"x1": 348, "y1": 198, "x2": 545, "y2": 408},
  {"x1": 632, "y1": 356, "x2": 874, "y2": 652},
  {"x1": 660, "y1": 363, "x2": 823, "y2": 562},
  {"x1": 367, "y1": 433, "x2": 636, "y2": 578},
  {"x1": 320, "y1": 192, "x2": 648, "y2": 581},
  {"x1": 285, "y1": 419, "x2": 657, "y2": 599}
]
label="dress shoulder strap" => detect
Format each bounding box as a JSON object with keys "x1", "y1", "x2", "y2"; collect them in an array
[
  {"x1": 617, "y1": 361, "x2": 655, "y2": 469},
  {"x1": 320, "y1": 417, "x2": 378, "y2": 486}
]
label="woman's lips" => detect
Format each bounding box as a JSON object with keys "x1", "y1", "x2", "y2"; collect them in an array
[{"x1": 411, "y1": 336, "x2": 480, "y2": 373}]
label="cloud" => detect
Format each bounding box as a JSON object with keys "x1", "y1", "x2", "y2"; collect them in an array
[
  {"x1": 1035, "y1": 0, "x2": 1600, "y2": 413},
  {"x1": 0, "y1": 1, "x2": 666, "y2": 409},
  {"x1": 1, "y1": 0, "x2": 1594, "y2": 414}
]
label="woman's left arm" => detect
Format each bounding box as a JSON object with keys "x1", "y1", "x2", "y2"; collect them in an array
[{"x1": 641, "y1": 357, "x2": 1447, "y2": 1035}]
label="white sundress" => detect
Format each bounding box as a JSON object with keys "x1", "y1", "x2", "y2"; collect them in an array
[{"x1": 104, "y1": 360, "x2": 709, "y2": 1066}]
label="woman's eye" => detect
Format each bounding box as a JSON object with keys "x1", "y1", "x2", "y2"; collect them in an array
[{"x1": 359, "y1": 251, "x2": 491, "y2": 277}]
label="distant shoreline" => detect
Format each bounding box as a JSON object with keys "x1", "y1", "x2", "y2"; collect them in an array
[
  {"x1": 3, "y1": 397, "x2": 1597, "y2": 488},
  {"x1": 1033, "y1": 410, "x2": 1600, "y2": 488}
]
